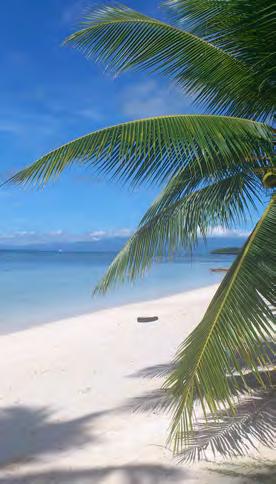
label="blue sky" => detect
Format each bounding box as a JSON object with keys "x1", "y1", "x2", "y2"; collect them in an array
[{"x1": 0, "y1": 0, "x2": 261, "y2": 245}]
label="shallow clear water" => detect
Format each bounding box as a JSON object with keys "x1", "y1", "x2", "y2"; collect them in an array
[{"x1": 0, "y1": 239, "x2": 241, "y2": 333}]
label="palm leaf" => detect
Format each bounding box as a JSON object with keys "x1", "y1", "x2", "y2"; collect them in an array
[
  {"x1": 6, "y1": 115, "x2": 272, "y2": 188},
  {"x1": 123, "y1": 360, "x2": 276, "y2": 422},
  {"x1": 164, "y1": 195, "x2": 275, "y2": 453},
  {"x1": 64, "y1": 4, "x2": 273, "y2": 119},
  {"x1": 164, "y1": 0, "x2": 276, "y2": 57},
  {"x1": 140, "y1": 157, "x2": 265, "y2": 224},
  {"x1": 163, "y1": 0, "x2": 276, "y2": 102},
  {"x1": 94, "y1": 171, "x2": 263, "y2": 294}
]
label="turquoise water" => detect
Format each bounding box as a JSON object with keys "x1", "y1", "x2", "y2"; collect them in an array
[{"x1": 0, "y1": 240, "x2": 241, "y2": 334}]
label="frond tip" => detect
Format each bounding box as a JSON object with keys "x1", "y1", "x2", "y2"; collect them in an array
[{"x1": 94, "y1": 170, "x2": 263, "y2": 294}]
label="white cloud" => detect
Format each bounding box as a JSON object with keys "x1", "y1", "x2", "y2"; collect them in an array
[
  {"x1": 0, "y1": 230, "x2": 36, "y2": 241},
  {"x1": 208, "y1": 226, "x2": 251, "y2": 238},
  {"x1": 88, "y1": 228, "x2": 133, "y2": 240},
  {"x1": 0, "y1": 121, "x2": 22, "y2": 134},
  {"x1": 0, "y1": 112, "x2": 60, "y2": 139},
  {"x1": 76, "y1": 108, "x2": 104, "y2": 122},
  {"x1": 0, "y1": 227, "x2": 133, "y2": 246},
  {"x1": 112, "y1": 228, "x2": 133, "y2": 237},
  {"x1": 48, "y1": 229, "x2": 64, "y2": 237},
  {"x1": 16, "y1": 230, "x2": 36, "y2": 236},
  {"x1": 61, "y1": 0, "x2": 88, "y2": 25},
  {"x1": 121, "y1": 80, "x2": 195, "y2": 119},
  {"x1": 0, "y1": 224, "x2": 250, "y2": 247},
  {"x1": 0, "y1": 233, "x2": 16, "y2": 240},
  {"x1": 88, "y1": 230, "x2": 107, "y2": 241}
]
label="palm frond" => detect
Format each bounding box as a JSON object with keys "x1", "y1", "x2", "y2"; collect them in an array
[
  {"x1": 164, "y1": 0, "x2": 275, "y2": 45},
  {"x1": 124, "y1": 363, "x2": 276, "y2": 419},
  {"x1": 179, "y1": 389, "x2": 276, "y2": 462},
  {"x1": 6, "y1": 115, "x2": 271, "y2": 188},
  {"x1": 94, "y1": 171, "x2": 263, "y2": 294},
  {"x1": 140, "y1": 158, "x2": 264, "y2": 224},
  {"x1": 64, "y1": 4, "x2": 274, "y2": 119},
  {"x1": 164, "y1": 0, "x2": 276, "y2": 116},
  {"x1": 163, "y1": 0, "x2": 275, "y2": 47},
  {"x1": 165, "y1": 195, "x2": 276, "y2": 453}
]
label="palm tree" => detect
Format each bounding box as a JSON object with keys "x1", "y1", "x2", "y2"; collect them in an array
[{"x1": 8, "y1": 0, "x2": 275, "y2": 460}]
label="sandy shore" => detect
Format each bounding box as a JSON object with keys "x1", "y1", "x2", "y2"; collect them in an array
[{"x1": 0, "y1": 285, "x2": 273, "y2": 483}]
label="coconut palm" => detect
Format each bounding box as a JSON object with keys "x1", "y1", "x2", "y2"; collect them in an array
[{"x1": 8, "y1": 0, "x2": 275, "y2": 459}]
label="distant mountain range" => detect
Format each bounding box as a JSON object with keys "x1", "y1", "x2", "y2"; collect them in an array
[{"x1": 0, "y1": 236, "x2": 246, "y2": 254}]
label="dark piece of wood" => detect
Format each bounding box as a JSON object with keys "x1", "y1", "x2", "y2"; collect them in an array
[{"x1": 137, "y1": 316, "x2": 159, "y2": 323}]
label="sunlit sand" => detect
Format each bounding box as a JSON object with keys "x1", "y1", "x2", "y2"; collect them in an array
[{"x1": 0, "y1": 285, "x2": 273, "y2": 483}]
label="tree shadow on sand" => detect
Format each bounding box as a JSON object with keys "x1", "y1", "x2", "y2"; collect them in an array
[
  {"x1": 1, "y1": 462, "x2": 276, "y2": 484},
  {"x1": 125, "y1": 347, "x2": 276, "y2": 415},
  {"x1": 0, "y1": 464, "x2": 188, "y2": 484},
  {"x1": 128, "y1": 362, "x2": 175, "y2": 380},
  {"x1": 0, "y1": 404, "x2": 189, "y2": 483},
  {"x1": 123, "y1": 356, "x2": 276, "y2": 462},
  {"x1": 0, "y1": 405, "x2": 110, "y2": 469},
  {"x1": 208, "y1": 460, "x2": 276, "y2": 484}
]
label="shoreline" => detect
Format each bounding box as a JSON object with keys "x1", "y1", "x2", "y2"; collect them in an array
[
  {"x1": 0, "y1": 283, "x2": 272, "y2": 483},
  {"x1": 1, "y1": 282, "x2": 220, "y2": 336}
]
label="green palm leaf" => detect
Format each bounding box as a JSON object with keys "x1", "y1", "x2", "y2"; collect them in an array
[
  {"x1": 163, "y1": 0, "x2": 276, "y2": 101},
  {"x1": 94, "y1": 171, "x2": 263, "y2": 294},
  {"x1": 140, "y1": 156, "x2": 265, "y2": 224},
  {"x1": 164, "y1": 1, "x2": 275, "y2": 54},
  {"x1": 6, "y1": 115, "x2": 271, "y2": 188},
  {"x1": 165, "y1": 195, "x2": 276, "y2": 453},
  {"x1": 64, "y1": 4, "x2": 274, "y2": 119}
]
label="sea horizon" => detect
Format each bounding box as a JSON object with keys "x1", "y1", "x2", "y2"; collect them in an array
[{"x1": 0, "y1": 236, "x2": 244, "y2": 334}]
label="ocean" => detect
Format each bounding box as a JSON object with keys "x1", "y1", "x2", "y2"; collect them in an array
[{"x1": 0, "y1": 237, "x2": 243, "y2": 334}]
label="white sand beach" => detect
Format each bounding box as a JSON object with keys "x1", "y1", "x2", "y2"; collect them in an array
[{"x1": 0, "y1": 285, "x2": 273, "y2": 483}]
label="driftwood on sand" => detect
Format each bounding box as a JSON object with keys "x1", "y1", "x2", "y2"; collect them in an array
[{"x1": 137, "y1": 316, "x2": 159, "y2": 323}]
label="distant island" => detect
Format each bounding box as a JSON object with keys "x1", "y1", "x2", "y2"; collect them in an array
[{"x1": 210, "y1": 247, "x2": 241, "y2": 255}]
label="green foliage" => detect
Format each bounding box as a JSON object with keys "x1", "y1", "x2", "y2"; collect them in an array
[
  {"x1": 64, "y1": 3, "x2": 275, "y2": 119},
  {"x1": 7, "y1": 115, "x2": 271, "y2": 188},
  {"x1": 165, "y1": 196, "x2": 276, "y2": 453},
  {"x1": 164, "y1": 0, "x2": 275, "y2": 69},
  {"x1": 94, "y1": 171, "x2": 263, "y2": 293}
]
